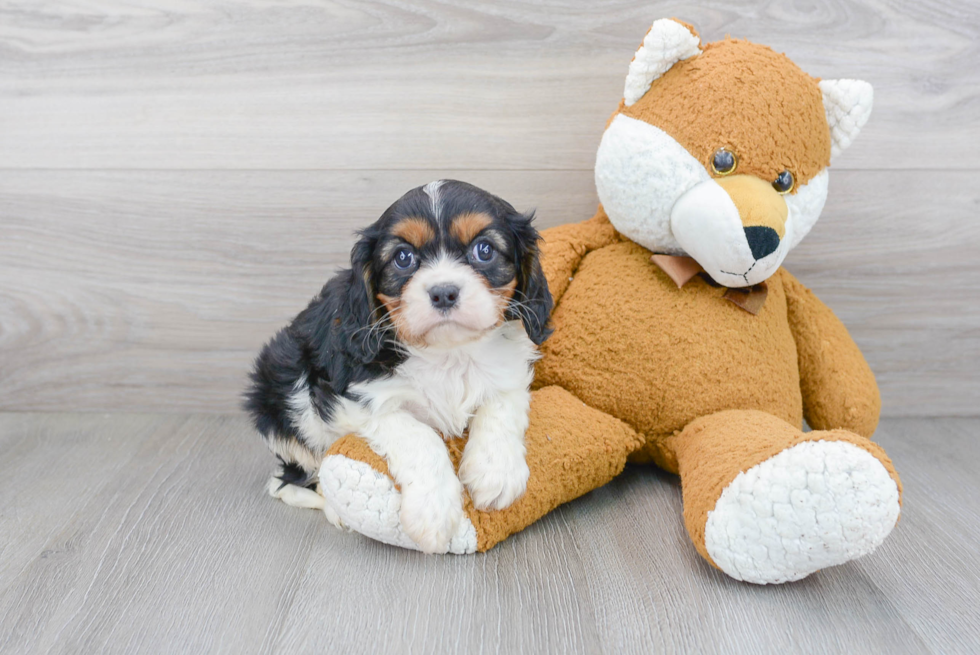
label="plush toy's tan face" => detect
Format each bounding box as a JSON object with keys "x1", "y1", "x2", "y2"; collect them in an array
[
  {"x1": 595, "y1": 19, "x2": 873, "y2": 287},
  {"x1": 623, "y1": 39, "x2": 831, "y2": 191}
]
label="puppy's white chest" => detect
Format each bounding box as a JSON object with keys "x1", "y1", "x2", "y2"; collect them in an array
[
  {"x1": 351, "y1": 322, "x2": 536, "y2": 438},
  {"x1": 401, "y1": 355, "x2": 488, "y2": 436}
]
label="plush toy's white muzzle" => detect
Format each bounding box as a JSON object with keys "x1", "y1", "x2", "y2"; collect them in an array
[{"x1": 670, "y1": 179, "x2": 784, "y2": 287}]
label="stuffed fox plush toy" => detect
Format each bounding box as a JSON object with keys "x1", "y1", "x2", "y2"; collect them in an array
[{"x1": 313, "y1": 19, "x2": 903, "y2": 584}]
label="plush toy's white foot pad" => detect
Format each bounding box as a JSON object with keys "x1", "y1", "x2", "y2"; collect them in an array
[
  {"x1": 704, "y1": 440, "x2": 900, "y2": 584},
  {"x1": 319, "y1": 454, "x2": 478, "y2": 555}
]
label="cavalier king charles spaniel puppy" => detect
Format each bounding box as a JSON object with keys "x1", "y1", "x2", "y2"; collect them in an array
[{"x1": 245, "y1": 180, "x2": 553, "y2": 552}]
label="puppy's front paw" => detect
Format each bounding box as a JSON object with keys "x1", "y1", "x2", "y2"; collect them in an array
[
  {"x1": 459, "y1": 439, "x2": 530, "y2": 511},
  {"x1": 399, "y1": 476, "x2": 464, "y2": 554}
]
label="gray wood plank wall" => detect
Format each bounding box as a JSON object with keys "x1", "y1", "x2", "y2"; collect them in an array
[{"x1": 1, "y1": 1, "x2": 978, "y2": 415}]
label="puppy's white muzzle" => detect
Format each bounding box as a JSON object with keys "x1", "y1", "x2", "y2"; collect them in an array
[{"x1": 400, "y1": 255, "x2": 501, "y2": 346}]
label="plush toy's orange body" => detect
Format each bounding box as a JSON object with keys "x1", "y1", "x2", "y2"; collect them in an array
[
  {"x1": 529, "y1": 211, "x2": 899, "y2": 580},
  {"x1": 316, "y1": 19, "x2": 903, "y2": 584},
  {"x1": 539, "y1": 235, "x2": 833, "y2": 462}
]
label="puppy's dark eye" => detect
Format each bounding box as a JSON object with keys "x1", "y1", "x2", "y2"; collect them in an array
[
  {"x1": 772, "y1": 170, "x2": 795, "y2": 194},
  {"x1": 470, "y1": 240, "x2": 495, "y2": 264},
  {"x1": 711, "y1": 147, "x2": 737, "y2": 176},
  {"x1": 392, "y1": 247, "x2": 416, "y2": 270}
]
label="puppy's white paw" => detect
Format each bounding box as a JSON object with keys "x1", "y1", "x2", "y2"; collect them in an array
[
  {"x1": 321, "y1": 502, "x2": 347, "y2": 530},
  {"x1": 268, "y1": 477, "x2": 327, "y2": 511},
  {"x1": 320, "y1": 454, "x2": 478, "y2": 554},
  {"x1": 399, "y1": 475, "x2": 464, "y2": 554},
  {"x1": 459, "y1": 439, "x2": 530, "y2": 511}
]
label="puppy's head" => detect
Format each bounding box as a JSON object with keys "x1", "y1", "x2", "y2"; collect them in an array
[{"x1": 351, "y1": 180, "x2": 552, "y2": 350}]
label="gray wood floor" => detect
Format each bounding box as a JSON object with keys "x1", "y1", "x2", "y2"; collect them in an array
[{"x1": 0, "y1": 413, "x2": 977, "y2": 654}]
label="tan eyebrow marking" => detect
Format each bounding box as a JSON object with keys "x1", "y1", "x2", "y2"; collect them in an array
[
  {"x1": 377, "y1": 293, "x2": 426, "y2": 347},
  {"x1": 391, "y1": 217, "x2": 435, "y2": 248},
  {"x1": 449, "y1": 212, "x2": 493, "y2": 244}
]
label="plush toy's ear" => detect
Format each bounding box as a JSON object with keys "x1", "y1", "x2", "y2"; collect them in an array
[
  {"x1": 623, "y1": 18, "x2": 701, "y2": 106},
  {"x1": 819, "y1": 79, "x2": 874, "y2": 159}
]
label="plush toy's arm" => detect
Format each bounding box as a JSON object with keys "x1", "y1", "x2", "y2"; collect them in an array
[
  {"x1": 781, "y1": 269, "x2": 881, "y2": 438},
  {"x1": 539, "y1": 206, "x2": 620, "y2": 305},
  {"x1": 319, "y1": 385, "x2": 643, "y2": 553}
]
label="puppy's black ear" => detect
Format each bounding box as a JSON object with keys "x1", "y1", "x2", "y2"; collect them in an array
[
  {"x1": 507, "y1": 210, "x2": 553, "y2": 345},
  {"x1": 338, "y1": 233, "x2": 386, "y2": 364}
]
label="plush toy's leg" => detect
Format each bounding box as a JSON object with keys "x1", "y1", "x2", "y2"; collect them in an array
[
  {"x1": 318, "y1": 385, "x2": 641, "y2": 553},
  {"x1": 665, "y1": 410, "x2": 902, "y2": 584}
]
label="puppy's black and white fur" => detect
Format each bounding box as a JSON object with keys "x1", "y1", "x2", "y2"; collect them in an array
[{"x1": 245, "y1": 180, "x2": 552, "y2": 553}]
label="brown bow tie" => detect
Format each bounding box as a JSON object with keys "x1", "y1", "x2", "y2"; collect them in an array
[{"x1": 650, "y1": 254, "x2": 769, "y2": 315}]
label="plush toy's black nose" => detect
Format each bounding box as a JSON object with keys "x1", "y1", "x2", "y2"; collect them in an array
[
  {"x1": 428, "y1": 284, "x2": 459, "y2": 310},
  {"x1": 744, "y1": 226, "x2": 780, "y2": 260}
]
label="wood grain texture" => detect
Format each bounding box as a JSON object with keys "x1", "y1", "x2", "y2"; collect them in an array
[
  {"x1": 0, "y1": 0, "x2": 978, "y2": 171},
  {"x1": 0, "y1": 169, "x2": 600, "y2": 413},
  {"x1": 0, "y1": 1, "x2": 977, "y2": 414},
  {"x1": 1, "y1": 169, "x2": 976, "y2": 415},
  {"x1": 0, "y1": 413, "x2": 977, "y2": 654}
]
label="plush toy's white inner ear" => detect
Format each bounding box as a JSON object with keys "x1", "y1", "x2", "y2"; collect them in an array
[
  {"x1": 623, "y1": 19, "x2": 701, "y2": 106},
  {"x1": 820, "y1": 79, "x2": 873, "y2": 159}
]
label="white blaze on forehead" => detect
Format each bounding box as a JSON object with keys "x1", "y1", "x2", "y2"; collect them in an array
[{"x1": 422, "y1": 180, "x2": 445, "y2": 222}]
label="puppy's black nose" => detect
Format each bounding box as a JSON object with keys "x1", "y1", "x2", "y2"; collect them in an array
[
  {"x1": 744, "y1": 226, "x2": 780, "y2": 260},
  {"x1": 428, "y1": 284, "x2": 459, "y2": 310}
]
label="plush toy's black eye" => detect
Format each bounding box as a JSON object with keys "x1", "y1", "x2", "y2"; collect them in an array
[
  {"x1": 772, "y1": 170, "x2": 795, "y2": 194},
  {"x1": 470, "y1": 240, "x2": 495, "y2": 264},
  {"x1": 392, "y1": 247, "x2": 416, "y2": 270},
  {"x1": 711, "y1": 147, "x2": 737, "y2": 176}
]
